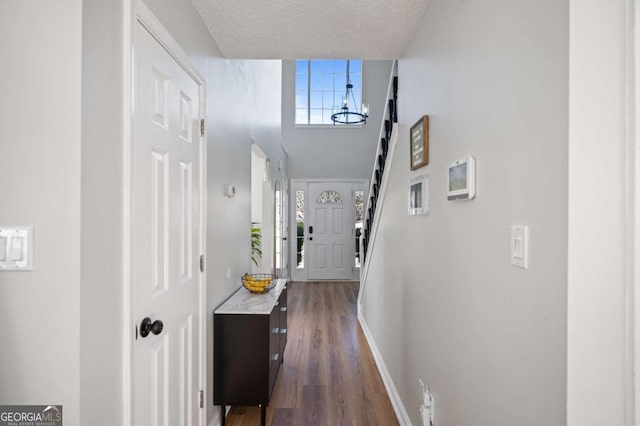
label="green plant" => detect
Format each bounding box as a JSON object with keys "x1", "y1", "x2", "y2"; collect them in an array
[{"x1": 251, "y1": 222, "x2": 262, "y2": 266}]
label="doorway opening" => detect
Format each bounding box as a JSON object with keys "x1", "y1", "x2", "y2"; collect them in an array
[{"x1": 290, "y1": 179, "x2": 367, "y2": 281}]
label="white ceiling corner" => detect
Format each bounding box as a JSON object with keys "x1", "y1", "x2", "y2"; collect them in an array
[{"x1": 191, "y1": 0, "x2": 429, "y2": 59}]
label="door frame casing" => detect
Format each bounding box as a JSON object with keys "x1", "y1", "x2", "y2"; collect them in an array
[
  {"x1": 632, "y1": 0, "x2": 639, "y2": 422},
  {"x1": 290, "y1": 178, "x2": 368, "y2": 282},
  {"x1": 123, "y1": 2, "x2": 208, "y2": 425}
]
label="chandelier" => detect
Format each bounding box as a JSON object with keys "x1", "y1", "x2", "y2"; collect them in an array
[{"x1": 331, "y1": 60, "x2": 369, "y2": 125}]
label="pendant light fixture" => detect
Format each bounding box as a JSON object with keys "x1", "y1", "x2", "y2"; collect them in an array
[{"x1": 331, "y1": 60, "x2": 369, "y2": 125}]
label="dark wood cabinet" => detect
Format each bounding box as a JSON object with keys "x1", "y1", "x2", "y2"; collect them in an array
[{"x1": 214, "y1": 281, "x2": 287, "y2": 426}]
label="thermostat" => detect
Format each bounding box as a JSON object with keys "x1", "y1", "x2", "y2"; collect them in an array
[{"x1": 447, "y1": 156, "x2": 476, "y2": 201}]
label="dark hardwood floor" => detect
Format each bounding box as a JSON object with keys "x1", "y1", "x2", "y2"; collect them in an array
[{"x1": 224, "y1": 281, "x2": 399, "y2": 426}]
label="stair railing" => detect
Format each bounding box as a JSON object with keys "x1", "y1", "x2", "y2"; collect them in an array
[{"x1": 360, "y1": 61, "x2": 398, "y2": 268}]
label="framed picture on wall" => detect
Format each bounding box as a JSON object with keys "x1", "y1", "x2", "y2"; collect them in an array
[
  {"x1": 408, "y1": 175, "x2": 430, "y2": 215},
  {"x1": 410, "y1": 115, "x2": 429, "y2": 170}
]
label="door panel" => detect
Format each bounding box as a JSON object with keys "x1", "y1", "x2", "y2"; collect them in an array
[
  {"x1": 333, "y1": 208, "x2": 344, "y2": 234},
  {"x1": 333, "y1": 245, "x2": 345, "y2": 269},
  {"x1": 134, "y1": 21, "x2": 202, "y2": 426},
  {"x1": 307, "y1": 183, "x2": 354, "y2": 280},
  {"x1": 150, "y1": 335, "x2": 169, "y2": 426}
]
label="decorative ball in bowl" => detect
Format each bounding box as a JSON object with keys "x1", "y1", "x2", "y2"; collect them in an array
[{"x1": 242, "y1": 273, "x2": 277, "y2": 294}]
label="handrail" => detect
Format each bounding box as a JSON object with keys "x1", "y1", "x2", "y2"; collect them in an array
[
  {"x1": 361, "y1": 60, "x2": 398, "y2": 267},
  {"x1": 357, "y1": 61, "x2": 398, "y2": 306},
  {"x1": 358, "y1": 124, "x2": 398, "y2": 304}
]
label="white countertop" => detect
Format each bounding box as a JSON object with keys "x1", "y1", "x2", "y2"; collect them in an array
[{"x1": 214, "y1": 278, "x2": 287, "y2": 315}]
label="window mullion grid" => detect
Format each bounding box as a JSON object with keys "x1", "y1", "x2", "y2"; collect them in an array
[
  {"x1": 307, "y1": 60, "x2": 311, "y2": 125},
  {"x1": 332, "y1": 60, "x2": 336, "y2": 119},
  {"x1": 299, "y1": 59, "x2": 361, "y2": 126}
]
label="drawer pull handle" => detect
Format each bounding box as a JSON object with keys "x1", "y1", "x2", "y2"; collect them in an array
[
  {"x1": 280, "y1": 307, "x2": 287, "y2": 312},
  {"x1": 272, "y1": 353, "x2": 279, "y2": 361},
  {"x1": 281, "y1": 328, "x2": 287, "y2": 334},
  {"x1": 271, "y1": 327, "x2": 279, "y2": 334}
]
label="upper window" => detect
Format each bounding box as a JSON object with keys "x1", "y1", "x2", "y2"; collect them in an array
[{"x1": 295, "y1": 59, "x2": 362, "y2": 126}]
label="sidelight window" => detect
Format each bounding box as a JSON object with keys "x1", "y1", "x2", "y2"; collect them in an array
[
  {"x1": 354, "y1": 190, "x2": 364, "y2": 268},
  {"x1": 296, "y1": 190, "x2": 305, "y2": 268}
]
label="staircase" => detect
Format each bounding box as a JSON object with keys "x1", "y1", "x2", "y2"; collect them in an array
[
  {"x1": 361, "y1": 61, "x2": 398, "y2": 269},
  {"x1": 356, "y1": 61, "x2": 410, "y2": 425}
]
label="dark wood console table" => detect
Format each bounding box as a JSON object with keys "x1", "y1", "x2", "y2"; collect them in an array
[{"x1": 214, "y1": 279, "x2": 288, "y2": 426}]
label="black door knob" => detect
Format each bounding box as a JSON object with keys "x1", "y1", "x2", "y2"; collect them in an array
[{"x1": 140, "y1": 317, "x2": 163, "y2": 338}]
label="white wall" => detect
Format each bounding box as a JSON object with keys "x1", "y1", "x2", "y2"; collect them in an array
[
  {"x1": 0, "y1": 1, "x2": 83, "y2": 425},
  {"x1": 281, "y1": 60, "x2": 393, "y2": 180},
  {"x1": 567, "y1": 1, "x2": 631, "y2": 425},
  {"x1": 359, "y1": 1, "x2": 569, "y2": 425},
  {"x1": 205, "y1": 58, "x2": 283, "y2": 423},
  {"x1": 251, "y1": 147, "x2": 265, "y2": 224},
  {"x1": 81, "y1": 0, "x2": 125, "y2": 424}
]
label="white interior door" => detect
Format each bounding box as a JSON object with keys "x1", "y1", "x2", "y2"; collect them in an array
[
  {"x1": 274, "y1": 180, "x2": 283, "y2": 275},
  {"x1": 133, "y1": 18, "x2": 203, "y2": 426},
  {"x1": 282, "y1": 178, "x2": 290, "y2": 278},
  {"x1": 307, "y1": 182, "x2": 354, "y2": 280}
]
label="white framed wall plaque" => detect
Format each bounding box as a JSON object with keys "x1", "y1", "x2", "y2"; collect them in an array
[{"x1": 409, "y1": 175, "x2": 430, "y2": 215}]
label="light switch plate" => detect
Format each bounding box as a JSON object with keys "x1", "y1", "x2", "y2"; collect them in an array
[
  {"x1": 511, "y1": 225, "x2": 529, "y2": 269},
  {"x1": 0, "y1": 226, "x2": 33, "y2": 271},
  {"x1": 0, "y1": 236, "x2": 7, "y2": 261}
]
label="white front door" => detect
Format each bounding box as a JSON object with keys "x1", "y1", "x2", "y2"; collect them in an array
[
  {"x1": 133, "y1": 17, "x2": 203, "y2": 426},
  {"x1": 307, "y1": 182, "x2": 354, "y2": 280}
]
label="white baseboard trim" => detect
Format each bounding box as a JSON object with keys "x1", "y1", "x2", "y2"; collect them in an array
[
  {"x1": 208, "y1": 413, "x2": 217, "y2": 426},
  {"x1": 357, "y1": 307, "x2": 412, "y2": 426},
  {"x1": 208, "y1": 406, "x2": 230, "y2": 426},
  {"x1": 209, "y1": 410, "x2": 219, "y2": 426}
]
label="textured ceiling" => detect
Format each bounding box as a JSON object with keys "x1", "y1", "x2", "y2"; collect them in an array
[{"x1": 191, "y1": 0, "x2": 429, "y2": 59}]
